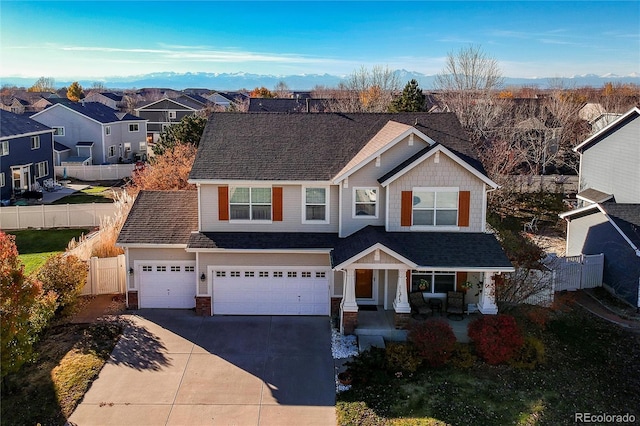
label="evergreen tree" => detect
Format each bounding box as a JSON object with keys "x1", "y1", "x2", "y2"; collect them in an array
[
  {"x1": 153, "y1": 114, "x2": 207, "y2": 156},
  {"x1": 66, "y1": 81, "x2": 84, "y2": 101},
  {"x1": 389, "y1": 79, "x2": 426, "y2": 112}
]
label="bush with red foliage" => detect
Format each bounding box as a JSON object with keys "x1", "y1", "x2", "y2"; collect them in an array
[
  {"x1": 468, "y1": 314, "x2": 524, "y2": 365},
  {"x1": 408, "y1": 319, "x2": 456, "y2": 367}
]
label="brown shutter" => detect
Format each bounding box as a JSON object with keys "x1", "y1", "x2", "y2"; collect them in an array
[
  {"x1": 272, "y1": 187, "x2": 283, "y2": 221},
  {"x1": 401, "y1": 191, "x2": 413, "y2": 226},
  {"x1": 456, "y1": 272, "x2": 468, "y2": 292},
  {"x1": 458, "y1": 191, "x2": 470, "y2": 227},
  {"x1": 218, "y1": 186, "x2": 229, "y2": 221},
  {"x1": 406, "y1": 270, "x2": 412, "y2": 292}
]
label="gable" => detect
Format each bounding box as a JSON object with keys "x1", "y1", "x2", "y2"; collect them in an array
[
  {"x1": 136, "y1": 98, "x2": 196, "y2": 111},
  {"x1": 575, "y1": 107, "x2": 640, "y2": 153}
]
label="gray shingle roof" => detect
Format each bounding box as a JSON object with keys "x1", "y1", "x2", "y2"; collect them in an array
[
  {"x1": 188, "y1": 231, "x2": 340, "y2": 250},
  {"x1": 601, "y1": 203, "x2": 640, "y2": 247},
  {"x1": 331, "y1": 226, "x2": 513, "y2": 269},
  {"x1": 0, "y1": 110, "x2": 52, "y2": 138},
  {"x1": 248, "y1": 98, "x2": 329, "y2": 113},
  {"x1": 190, "y1": 112, "x2": 480, "y2": 181},
  {"x1": 117, "y1": 191, "x2": 198, "y2": 245},
  {"x1": 48, "y1": 100, "x2": 141, "y2": 123},
  {"x1": 577, "y1": 188, "x2": 613, "y2": 203}
]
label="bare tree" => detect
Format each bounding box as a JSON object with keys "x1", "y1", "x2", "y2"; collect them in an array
[
  {"x1": 28, "y1": 76, "x2": 56, "y2": 93},
  {"x1": 325, "y1": 65, "x2": 400, "y2": 112},
  {"x1": 434, "y1": 45, "x2": 504, "y2": 142},
  {"x1": 91, "y1": 81, "x2": 107, "y2": 91},
  {"x1": 273, "y1": 81, "x2": 291, "y2": 98}
]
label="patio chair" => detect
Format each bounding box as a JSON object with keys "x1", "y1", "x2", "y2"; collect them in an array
[
  {"x1": 446, "y1": 291, "x2": 465, "y2": 320},
  {"x1": 523, "y1": 216, "x2": 539, "y2": 233},
  {"x1": 409, "y1": 292, "x2": 432, "y2": 318}
]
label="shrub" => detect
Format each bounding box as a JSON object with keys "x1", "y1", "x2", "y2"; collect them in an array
[
  {"x1": 37, "y1": 254, "x2": 87, "y2": 314},
  {"x1": 510, "y1": 336, "x2": 546, "y2": 369},
  {"x1": 385, "y1": 342, "x2": 422, "y2": 373},
  {"x1": 468, "y1": 314, "x2": 524, "y2": 365},
  {"x1": 29, "y1": 290, "x2": 58, "y2": 335},
  {"x1": 448, "y1": 342, "x2": 477, "y2": 369},
  {"x1": 408, "y1": 319, "x2": 456, "y2": 367},
  {"x1": 345, "y1": 347, "x2": 388, "y2": 385}
]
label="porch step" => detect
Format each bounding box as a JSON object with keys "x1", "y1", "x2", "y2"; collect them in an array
[
  {"x1": 354, "y1": 327, "x2": 408, "y2": 342},
  {"x1": 358, "y1": 335, "x2": 386, "y2": 352}
]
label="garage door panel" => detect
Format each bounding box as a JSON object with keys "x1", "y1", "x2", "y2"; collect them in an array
[
  {"x1": 139, "y1": 262, "x2": 196, "y2": 309},
  {"x1": 213, "y1": 268, "x2": 330, "y2": 315}
]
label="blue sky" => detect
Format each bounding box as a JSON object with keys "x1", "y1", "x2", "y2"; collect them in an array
[{"x1": 1, "y1": 1, "x2": 639, "y2": 79}]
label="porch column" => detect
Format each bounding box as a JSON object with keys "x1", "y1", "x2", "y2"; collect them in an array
[
  {"x1": 340, "y1": 269, "x2": 358, "y2": 334},
  {"x1": 393, "y1": 268, "x2": 411, "y2": 329},
  {"x1": 477, "y1": 272, "x2": 499, "y2": 314}
]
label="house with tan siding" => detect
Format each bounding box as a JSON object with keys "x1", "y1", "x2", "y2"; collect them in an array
[{"x1": 117, "y1": 112, "x2": 514, "y2": 334}]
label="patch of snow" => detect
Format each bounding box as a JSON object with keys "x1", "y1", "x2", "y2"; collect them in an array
[{"x1": 331, "y1": 328, "x2": 358, "y2": 359}]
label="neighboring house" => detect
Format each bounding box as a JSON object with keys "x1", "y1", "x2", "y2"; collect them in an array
[
  {"x1": 0, "y1": 110, "x2": 54, "y2": 201},
  {"x1": 83, "y1": 91, "x2": 124, "y2": 110},
  {"x1": 134, "y1": 97, "x2": 202, "y2": 144},
  {"x1": 31, "y1": 101, "x2": 148, "y2": 165},
  {"x1": 117, "y1": 112, "x2": 514, "y2": 334},
  {"x1": 248, "y1": 98, "x2": 329, "y2": 113},
  {"x1": 560, "y1": 107, "x2": 640, "y2": 308},
  {"x1": 0, "y1": 91, "x2": 56, "y2": 114},
  {"x1": 204, "y1": 91, "x2": 249, "y2": 109}
]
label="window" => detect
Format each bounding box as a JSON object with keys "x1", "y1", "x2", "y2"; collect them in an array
[
  {"x1": 142, "y1": 266, "x2": 152, "y2": 272},
  {"x1": 31, "y1": 136, "x2": 40, "y2": 150},
  {"x1": 315, "y1": 271, "x2": 326, "y2": 278},
  {"x1": 35, "y1": 161, "x2": 48, "y2": 178},
  {"x1": 259, "y1": 271, "x2": 269, "y2": 278},
  {"x1": 303, "y1": 187, "x2": 328, "y2": 222},
  {"x1": 0, "y1": 172, "x2": 5, "y2": 188},
  {"x1": 301, "y1": 272, "x2": 311, "y2": 278},
  {"x1": 129, "y1": 123, "x2": 139, "y2": 132},
  {"x1": 230, "y1": 271, "x2": 240, "y2": 277},
  {"x1": 53, "y1": 127, "x2": 65, "y2": 136},
  {"x1": 229, "y1": 187, "x2": 271, "y2": 221},
  {"x1": 170, "y1": 266, "x2": 181, "y2": 272},
  {"x1": 105, "y1": 126, "x2": 111, "y2": 135},
  {"x1": 353, "y1": 187, "x2": 378, "y2": 218},
  {"x1": 108, "y1": 145, "x2": 116, "y2": 157},
  {"x1": 287, "y1": 272, "x2": 297, "y2": 278},
  {"x1": 184, "y1": 266, "x2": 195, "y2": 272},
  {"x1": 216, "y1": 271, "x2": 226, "y2": 277},
  {"x1": 412, "y1": 189, "x2": 458, "y2": 226},
  {"x1": 156, "y1": 266, "x2": 167, "y2": 272},
  {"x1": 273, "y1": 271, "x2": 283, "y2": 278},
  {"x1": 139, "y1": 141, "x2": 147, "y2": 151},
  {"x1": 411, "y1": 271, "x2": 456, "y2": 294},
  {"x1": 168, "y1": 111, "x2": 177, "y2": 119},
  {"x1": 0, "y1": 141, "x2": 8, "y2": 156},
  {"x1": 245, "y1": 271, "x2": 255, "y2": 277}
]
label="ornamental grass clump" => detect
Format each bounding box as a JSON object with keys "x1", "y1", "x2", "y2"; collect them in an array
[
  {"x1": 468, "y1": 314, "x2": 524, "y2": 365},
  {"x1": 408, "y1": 319, "x2": 456, "y2": 367}
]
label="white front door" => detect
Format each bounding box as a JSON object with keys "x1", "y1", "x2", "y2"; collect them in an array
[
  {"x1": 138, "y1": 262, "x2": 196, "y2": 309},
  {"x1": 212, "y1": 267, "x2": 330, "y2": 315}
]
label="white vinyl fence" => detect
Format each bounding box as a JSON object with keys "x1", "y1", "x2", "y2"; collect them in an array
[
  {"x1": 55, "y1": 164, "x2": 135, "y2": 181},
  {"x1": 81, "y1": 254, "x2": 126, "y2": 296},
  {"x1": 0, "y1": 203, "x2": 116, "y2": 230},
  {"x1": 550, "y1": 254, "x2": 605, "y2": 292}
]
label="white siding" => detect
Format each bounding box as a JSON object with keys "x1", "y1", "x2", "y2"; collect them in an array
[{"x1": 566, "y1": 213, "x2": 608, "y2": 257}]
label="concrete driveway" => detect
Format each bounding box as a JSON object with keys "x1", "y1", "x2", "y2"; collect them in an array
[{"x1": 69, "y1": 311, "x2": 336, "y2": 426}]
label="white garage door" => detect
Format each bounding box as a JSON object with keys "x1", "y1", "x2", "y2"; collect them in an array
[
  {"x1": 213, "y1": 268, "x2": 330, "y2": 315},
  {"x1": 138, "y1": 262, "x2": 196, "y2": 309}
]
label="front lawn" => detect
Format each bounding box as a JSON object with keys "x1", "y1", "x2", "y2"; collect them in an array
[
  {"x1": 9, "y1": 228, "x2": 90, "y2": 275},
  {"x1": 337, "y1": 303, "x2": 640, "y2": 425},
  {"x1": 0, "y1": 322, "x2": 122, "y2": 426}
]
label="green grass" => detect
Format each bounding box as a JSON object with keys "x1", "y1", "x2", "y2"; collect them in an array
[
  {"x1": 9, "y1": 228, "x2": 90, "y2": 275},
  {"x1": 337, "y1": 305, "x2": 640, "y2": 425},
  {"x1": 0, "y1": 322, "x2": 122, "y2": 426}
]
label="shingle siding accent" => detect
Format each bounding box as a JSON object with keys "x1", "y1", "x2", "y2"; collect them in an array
[{"x1": 387, "y1": 154, "x2": 484, "y2": 232}]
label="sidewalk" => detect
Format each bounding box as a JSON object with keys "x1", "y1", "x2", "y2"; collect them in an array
[{"x1": 573, "y1": 289, "x2": 640, "y2": 331}]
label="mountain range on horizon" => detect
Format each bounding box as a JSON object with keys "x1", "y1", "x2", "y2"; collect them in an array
[{"x1": 2, "y1": 70, "x2": 639, "y2": 92}]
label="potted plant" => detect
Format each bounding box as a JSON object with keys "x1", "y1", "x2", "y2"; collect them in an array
[{"x1": 418, "y1": 279, "x2": 428, "y2": 292}]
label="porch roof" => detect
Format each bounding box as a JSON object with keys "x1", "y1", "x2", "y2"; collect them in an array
[{"x1": 332, "y1": 226, "x2": 514, "y2": 270}]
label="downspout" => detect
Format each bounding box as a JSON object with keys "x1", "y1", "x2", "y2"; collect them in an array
[{"x1": 483, "y1": 184, "x2": 498, "y2": 233}]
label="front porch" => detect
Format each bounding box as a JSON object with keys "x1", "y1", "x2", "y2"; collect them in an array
[{"x1": 353, "y1": 307, "x2": 479, "y2": 344}]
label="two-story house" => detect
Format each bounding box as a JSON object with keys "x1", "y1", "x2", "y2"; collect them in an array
[
  {"x1": 31, "y1": 101, "x2": 148, "y2": 165},
  {"x1": 135, "y1": 95, "x2": 210, "y2": 145},
  {"x1": 560, "y1": 107, "x2": 640, "y2": 308},
  {"x1": 117, "y1": 112, "x2": 514, "y2": 334},
  {"x1": 0, "y1": 110, "x2": 55, "y2": 202},
  {"x1": 83, "y1": 92, "x2": 125, "y2": 110}
]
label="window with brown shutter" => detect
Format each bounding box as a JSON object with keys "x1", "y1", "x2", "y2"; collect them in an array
[
  {"x1": 272, "y1": 187, "x2": 283, "y2": 221},
  {"x1": 218, "y1": 186, "x2": 229, "y2": 221},
  {"x1": 458, "y1": 191, "x2": 470, "y2": 227},
  {"x1": 401, "y1": 191, "x2": 413, "y2": 226}
]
